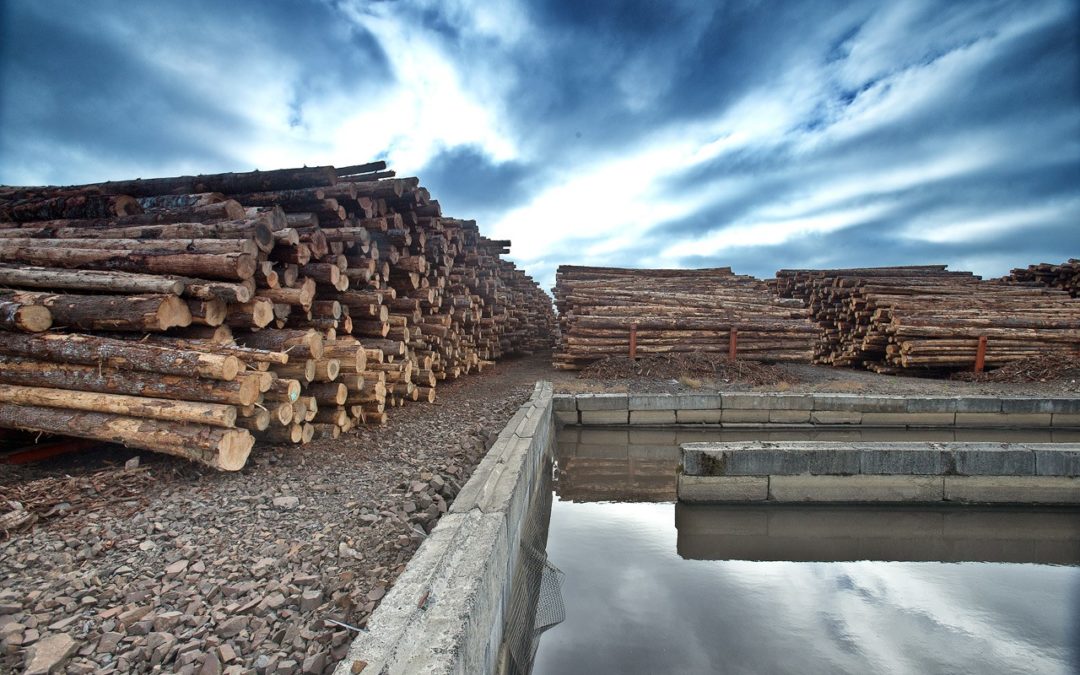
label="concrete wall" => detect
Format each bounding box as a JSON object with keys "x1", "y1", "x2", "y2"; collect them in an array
[
  {"x1": 334, "y1": 382, "x2": 555, "y2": 675},
  {"x1": 554, "y1": 393, "x2": 1080, "y2": 429},
  {"x1": 679, "y1": 441, "x2": 1080, "y2": 505}
]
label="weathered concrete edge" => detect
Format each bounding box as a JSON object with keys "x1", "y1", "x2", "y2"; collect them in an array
[
  {"x1": 681, "y1": 442, "x2": 1080, "y2": 477},
  {"x1": 334, "y1": 382, "x2": 555, "y2": 675},
  {"x1": 553, "y1": 393, "x2": 1080, "y2": 427},
  {"x1": 678, "y1": 442, "x2": 1080, "y2": 505}
]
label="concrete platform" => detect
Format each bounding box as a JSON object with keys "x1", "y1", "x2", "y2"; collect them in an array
[{"x1": 678, "y1": 441, "x2": 1080, "y2": 505}]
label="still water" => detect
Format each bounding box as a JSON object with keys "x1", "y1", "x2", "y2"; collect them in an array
[{"x1": 530, "y1": 428, "x2": 1080, "y2": 675}]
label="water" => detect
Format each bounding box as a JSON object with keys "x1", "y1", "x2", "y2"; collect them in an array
[{"x1": 530, "y1": 428, "x2": 1080, "y2": 675}]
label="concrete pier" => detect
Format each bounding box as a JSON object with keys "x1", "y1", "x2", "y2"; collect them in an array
[{"x1": 678, "y1": 441, "x2": 1080, "y2": 504}]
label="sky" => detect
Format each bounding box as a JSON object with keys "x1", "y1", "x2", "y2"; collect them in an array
[{"x1": 1, "y1": 0, "x2": 1078, "y2": 291}]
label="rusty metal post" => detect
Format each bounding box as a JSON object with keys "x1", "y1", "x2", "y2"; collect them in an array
[
  {"x1": 729, "y1": 327, "x2": 738, "y2": 360},
  {"x1": 629, "y1": 323, "x2": 638, "y2": 360},
  {"x1": 974, "y1": 335, "x2": 987, "y2": 373}
]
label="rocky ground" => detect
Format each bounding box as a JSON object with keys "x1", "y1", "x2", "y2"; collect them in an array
[
  {"x1": 0, "y1": 354, "x2": 553, "y2": 675},
  {"x1": 2, "y1": 351, "x2": 1075, "y2": 674}
]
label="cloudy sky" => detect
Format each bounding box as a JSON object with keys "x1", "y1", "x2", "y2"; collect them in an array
[{"x1": 2, "y1": 1, "x2": 1078, "y2": 290}]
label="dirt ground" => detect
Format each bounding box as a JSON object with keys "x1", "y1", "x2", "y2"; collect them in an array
[
  {"x1": 1, "y1": 352, "x2": 1075, "y2": 673},
  {"x1": 552, "y1": 359, "x2": 1080, "y2": 396}
]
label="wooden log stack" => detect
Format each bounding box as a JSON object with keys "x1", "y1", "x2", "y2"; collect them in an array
[
  {"x1": 1005, "y1": 259, "x2": 1080, "y2": 298},
  {"x1": 552, "y1": 266, "x2": 816, "y2": 370},
  {"x1": 0, "y1": 162, "x2": 555, "y2": 469},
  {"x1": 774, "y1": 265, "x2": 1080, "y2": 373}
]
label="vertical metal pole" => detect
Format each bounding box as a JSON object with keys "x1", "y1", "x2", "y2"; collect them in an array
[
  {"x1": 629, "y1": 323, "x2": 638, "y2": 360},
  {"x1": 729, "y1": 327, "x2": 738, "y2": 360},
  {"x1": 974, "y1": 335, "x2": 987, "y2": 373}
]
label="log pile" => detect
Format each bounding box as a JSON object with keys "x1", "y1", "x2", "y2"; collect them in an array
[
  {"x1": 0, "y1": 162, "x2": 555, "y2": 469},
  {"x1": 1005, "y1": 259, "x2": 1080, "y2": 298},
  {"x1": 774, "y1": 265, "x2": 1080, "y2": 373},
  {"x1": 552, "y1": 266, "x2": 816, "y2": 370}
]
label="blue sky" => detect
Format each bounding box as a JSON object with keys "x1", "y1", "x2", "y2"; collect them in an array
[{"x1": 2, "y1": 0, "x2": 1078, "y2": 290}]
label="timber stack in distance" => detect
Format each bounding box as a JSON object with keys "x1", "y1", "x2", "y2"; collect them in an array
[
  {"x1": 1006, "y1": 259, "x2": 1080, "y2": 298},
  {"x1": 551, "y1": 265, "x2": 817, "y2": 370},
  {"x1": 0, "y1": 162, "x2": 556, "y2": 470},
  {"x1": 774, "y1": 265, "x2": 1080, "y2": 373}
]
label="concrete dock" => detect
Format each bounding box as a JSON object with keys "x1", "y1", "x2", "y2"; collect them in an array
[{"x1": 678, "y1": 441, "x2": 1080, "y2": 504}]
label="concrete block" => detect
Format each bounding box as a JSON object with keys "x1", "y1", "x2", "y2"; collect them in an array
[
  {"x1": 944, "y1": 476, "x2": 1080, "y2": 504},
  {"x1": 954, "y1": 397, "x2": 1003, "y2": 413},
  {"x1": 1047, "y1": 399, "x2": 1080, "y2": 414},
  {"x1": 1052, "y1": 413, "x2": 1080, "y2": 428},
  {"x1": 450, "y1": 437, "x2": 513, "y2": 513},
  {"x1": 580, "y1": 410, "x2": 629, "y2": 425},
  {"x1": 576, "y1": 393, "x2": 628, "y2": 411},
  {"x1": 495, "y1": 407, "x2": 529, "y2": 444},
  {"x1": 552, "y1": 395, "x2": 576, "y2": 411},
  {"x1": 768, "y1": 475, "x2": 943, "y2": 502},
  {"x1": 811, "y1": 394, "x2": 906, "y2": 413},
  {"x1": 629, "y1": 394, "x2": 677, "y2": 410},
  {"x1": 678, "y1": 475, "x2": 768, "y2": 503},
  {"x1": 475, "y1": 436, "x2": 534, "y2": 514},
  {"x1": 860, "y1": 412, "x2": 955, "y2": 427},
  {"x1": 676, "y1": 409, "x2": 723, "y2": 424},
  {"x1": 721, "y1": 409, "x2": 770, "y2": 423},
  {"x1": 1000, "y1": 398, "x2": 1057, "y2": 414},
  {"x1": 675, "y1": 393, "x2": 723, "y2": 410},
  {"x1": 955, "y1": 413, "x2": 1053, "y2": 427},
  {"x1": 629, "y1": 410, "x2": 677, "y2": 425},
  {"x1": 769, "y1": 410, "x2": 811, "y2": 424},
  {"x1": 811, "y1": 411, "x2": 863, "y2": 425},
  {"x1": 861, "y1": 448, "x2": 946, "y2": 475},
  {"x1": 334, "y1": 512, "x2": 471, "y2": 674},
  {"x1": 719, "y1": 447, "x2": 861, "y2": 476},
  {"x1": 554, "y1": 410, "x2": 579, "y2": 426},
  {"x1": 721, "y1": 393, "x2": 814, "y2": 410},
  {"x1": 952, "y1": 446, "x2": 1035, "y2": 476},
  {"x1": 389, "y1": 510, "x2": 510, "y2": 675},
  {"x1": 514, "y1": 403, "x2": 548, "y2": 438},
  {"x1": 906, "y1": 398, "x2": 958, "y2": 413},
  {"x1": 1033, "y1": 448, "x2": 1080, "y2": 476}
]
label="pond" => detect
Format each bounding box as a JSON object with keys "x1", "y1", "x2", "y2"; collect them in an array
[{"x1": 529, "y1": 428, "x2": 1080, "y2": 675}]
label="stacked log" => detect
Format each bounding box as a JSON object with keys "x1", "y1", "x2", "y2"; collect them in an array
[
  {"x1": 774, "y1": 266, "x2": 1080, "y2": 373},
  {"x1": 1005, "y1": 259, "x2": 1080, "y2": 298},
  {"x1": 0, "y1": 162, "x2": 555, "y2": 469},
  {"x1": 552, "y1": 266, "x2": 816, "y2": 370}
]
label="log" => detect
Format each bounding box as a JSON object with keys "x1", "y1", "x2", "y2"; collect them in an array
[
  {"x1": 0, "y1": 333, "x2": 240, "y2": 380},
  {"x1": 0, "y1": 404, "x2": 252, "y2": 470},
  {"x1": 0, "y1": 264, "x2": 186, "y2": 295},
  {"x1": 0, "y1": 357, "x2": 259, "y2": 405},
  {"x1": 0, "y1": 247, "x2": 257, "y2": 280},
  {"x1": 0, "y1": 194, "x2": 141, "y2": 222},
  {"x1": 0, "y1": 300, "x2": 52, "y2": 332},
  {"x1": 1, "y1": 291, "x2": 191, "y2": 332},
  {"x1": 93, "y1": 165, "x2": 339, "y2": 197},
  {"x1": 0, "y1": 384, "x2": 237, "y2": 427}
]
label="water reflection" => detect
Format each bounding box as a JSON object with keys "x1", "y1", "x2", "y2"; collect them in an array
[
  {"x1": 532, "y1": 500, "x2": 1080, "y2": 675},
  {"x1": 554, "y1": 426, "x2": 1080, "y2": 503},
  {"x1": 533, "y1": 428, "x2": 1080, "y2": 675}
]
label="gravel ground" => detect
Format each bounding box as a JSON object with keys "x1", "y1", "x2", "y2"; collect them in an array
[{"x1": 0, "y1": 354, "x2": 553, "y2": 675}]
